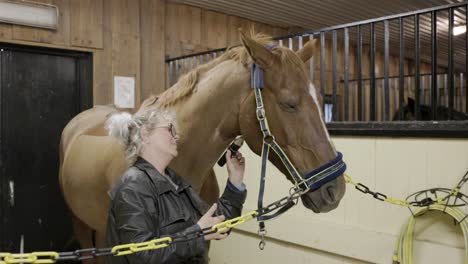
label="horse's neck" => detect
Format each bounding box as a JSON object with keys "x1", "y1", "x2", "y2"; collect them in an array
[{"x1": 171, "y1": 61, "x2": 250, "y2": 189}]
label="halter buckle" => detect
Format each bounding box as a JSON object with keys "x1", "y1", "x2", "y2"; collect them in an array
[{"x1": 256, "y1": 107, "x2": 266, "y2": 121}]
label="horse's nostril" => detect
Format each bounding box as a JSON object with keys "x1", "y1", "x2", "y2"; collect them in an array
[{"x1": 327, "y1": 186, "x2": 336, "y2": 203}]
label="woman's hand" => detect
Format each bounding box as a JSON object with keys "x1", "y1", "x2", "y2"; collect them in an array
[
  {"x1": 197, "y1": 203, "x2": 229, "y2": 241},
  {"x1": 226, "y1": 149, "x2": 245, "y2": 187}
]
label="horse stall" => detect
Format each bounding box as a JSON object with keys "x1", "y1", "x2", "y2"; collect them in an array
[
  {"x1": 166, "y1": 2, "x2": 468, "y2": 264},
  {"x1": 0, "y1": 0, "x2": 467, "y2": 264}
]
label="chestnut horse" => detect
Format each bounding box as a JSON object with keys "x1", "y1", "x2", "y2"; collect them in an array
[{"x1": 59, "y1": 30, "x2": 346, "y2": 261}]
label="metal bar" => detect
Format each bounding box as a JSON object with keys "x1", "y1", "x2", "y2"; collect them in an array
[
  {"x1": 180, "y1": 59, "x2": 185, "y2": 76},
  {"x1": 357, "y1": 25, "x2": 363, "y2": 121},
  {"x1": 431, "y1": 11, "x2": 438, "y2": 120},
  {"x1": 175, "y1": 60, "x2": 179, "y2": 84},
  {"x1": 407, "y1": 77, "x2": 412, "y2": 102},
  {"x1": 414, "y1": 14, "x2": 421, "y2": 120},
  {"x1": 422, "y1": 75, "x2": 426, "y2": 104},
  {"x1": 444, "y1": 73, "x2": 448, "y2": 106},
  {"x1": 462, "y1": 73, "x2": 466, "y2": 112},
  {"x1": 344, "y1": 27, "x2": 349, "y2": 121},
  {"x1": 448, "y1": 7, "x2": 454, "y2": 119},
  {"x1": 169, "y1": 61, "x2": 174, "y2": 87},
  {"x1": 384, "y1": 20, "x2": 390, "y2": 121},
  {"x1": 460, "y1": 73, "x2": 463, "y2": 111},
  {"x1": 309, "y1": 34, "x2": 314, "y2": 82},
  {"x1": 332, "y1": 30, "x2": 338, "y2": 121},
  {"x1": 370, "y1": 23, "x2": 376, "y2": 121},
  {"x1": 381, "y1": 79, "x2": 385, "y2": 120},
  {"x1": 399, "y1": 17, "x2": 405, "y2": 120},
  {"x1": 320, "y1": 32, "x2": 326, "y2": 113},
  {"x1": 394, "y1": 78, "x2": 399, "y2": 115}
]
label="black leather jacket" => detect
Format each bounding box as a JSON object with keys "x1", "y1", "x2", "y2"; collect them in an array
[{"x1": 105, "y1": 157, "x2": 247, "y2": 264}]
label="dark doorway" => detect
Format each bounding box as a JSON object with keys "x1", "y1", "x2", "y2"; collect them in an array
[{"x1": 0, "y1": 43, "x2": 92, "y2": 254}]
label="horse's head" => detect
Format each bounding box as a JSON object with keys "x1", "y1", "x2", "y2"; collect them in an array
[{"x1": 238, "y1": 30, "x2": 345, "y2": 213}]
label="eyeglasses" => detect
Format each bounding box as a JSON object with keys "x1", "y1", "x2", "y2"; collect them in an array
[{"x1": 156, "y1": 123, "x2": 178, "y2": 138}]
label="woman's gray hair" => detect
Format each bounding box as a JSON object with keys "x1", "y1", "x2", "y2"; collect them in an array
[{"x1": 105, "y1": 110, "x2": 176, "y2": 163}]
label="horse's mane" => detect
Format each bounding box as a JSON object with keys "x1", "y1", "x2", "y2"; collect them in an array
[{"x1": 141, "y1": 29, "x2": 312, "y2": 110}]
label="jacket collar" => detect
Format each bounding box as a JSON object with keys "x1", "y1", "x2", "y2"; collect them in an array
[{"x1": 133, "y1": 157, "x2": 190, "y2": 195}]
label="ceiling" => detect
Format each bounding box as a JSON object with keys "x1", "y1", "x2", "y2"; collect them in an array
[
  {"x1": 168, "y1": 0, "x2": 465, "y2": 31},
  {"x1": 169, "y1": 0, "x2": 468, "y2": 70}
]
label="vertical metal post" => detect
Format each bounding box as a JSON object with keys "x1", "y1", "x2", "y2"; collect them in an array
[
  {"x1": 384, "y1": 20, "x2": 390, "y2": 121},
  {"x1": 414, "y1": 14, "x2": 421, "y2": 120},
  {"x1": 169, "y1": 61, "x2": 174, "y2": 87},
  {"x1": 310, "y1": 34, "x2": 314, "y2": 82},
  {"x1": 175, "y1": 59, "x2": 179, "y2": 83},
  {"x1": 320, "y1": 32, "x2": 326, "y2": 113},
  {"x1": 399, "y1": 17, "x2": 405, "y2": 120},
  {"x1": 466, "y1": 5, "x2": 468, "y2": 112},
  {"x1": 332, "y1": 30, "x2": 338, "y2": 121},
  {"x1": 357, "y1": 25, "x2": 363, "y2": 121},
  {"x1": 344, "y1": 27, "x2": 350, "y2": 121},
  {"x1": 422, "y1": 75, "x2": 426, "y2": 104},
  {"x1": 431, "y1": 11, "x2": 438, "y2": 120},
  {"x1": 370, "y1": 23, "x2": 376, "y2": 121},
  {"x1": 448, "y1": 8, "x2": 454, "y2": 119},
  {"x1": 460, "y1": 73, "x2": 464, "y2": 111}
]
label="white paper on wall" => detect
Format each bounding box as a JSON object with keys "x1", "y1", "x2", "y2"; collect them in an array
[{"x1": 114, "y1": 76, "x2": 135, "y2": 108}]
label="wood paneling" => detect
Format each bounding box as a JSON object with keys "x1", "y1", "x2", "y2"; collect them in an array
[
  {"x1": 70, "y1": 0, "x2": 103, "y2": 49},
  {"x1": 93, "y1": 0, "x2": 113, "y2": 105},
  {"x1": 110, "y1": 0, "x2": 141, "y2": 107},
  {"x1": 140, "y1": 0, "x2": 166, "y2": 98},
  {"x1": 0, "y1": 24, "x2": 12, "y2": 40},
  {"x1": 201, "y1": 10, "x2": 228, "y2": 50},
  {"x1": 0, "y1": 0, "x2": 287, "y2": 108},
  {"x1": 12, "y1": 0, "x2": 70, "y2": 45},
  {"x1": 165, "y1": 2, "x2": 288, "y2": 58}
]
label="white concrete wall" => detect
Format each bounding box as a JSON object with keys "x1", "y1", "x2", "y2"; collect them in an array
[{"x1": 209, "y1": 137, "x2": 468, "y2": 263}]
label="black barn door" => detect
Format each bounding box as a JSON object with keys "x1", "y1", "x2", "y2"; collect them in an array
[{"x1": 0, "y1": 44, "x2": 92, "y2": 253}]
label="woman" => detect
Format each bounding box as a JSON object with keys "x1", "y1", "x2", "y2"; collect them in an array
[{"x1": 105, "y1": 110, "x2": 247, "y2": 264}]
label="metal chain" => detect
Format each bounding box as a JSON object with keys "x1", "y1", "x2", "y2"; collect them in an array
[
  {"x1": 0, "y1": 188, "x2": 302, "y2": 264},
  {"x1": 345, "y1": 170, "x2": 468, "y2": 208}
]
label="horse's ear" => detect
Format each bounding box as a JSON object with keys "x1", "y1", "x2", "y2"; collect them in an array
[
  {"x1": 296, "y1": 39, "x2": 317, "y2": 63},
  {"x1": 239, "y1": 28, "x2": 274, "y2": 68}
]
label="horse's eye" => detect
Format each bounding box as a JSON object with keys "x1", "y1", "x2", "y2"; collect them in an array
[{"x1": 279, "y1": 102, "x2": 298, "y2": 112}]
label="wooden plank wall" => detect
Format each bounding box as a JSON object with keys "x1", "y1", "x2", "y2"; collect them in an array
[
  {"x1": 165, "y1": 2, "x2": 288, "y2": 59},
  {"x1": 0, "y1": 0, "x2": 288, "y2": 108}
]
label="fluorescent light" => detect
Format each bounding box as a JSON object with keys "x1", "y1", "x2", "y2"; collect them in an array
[
  {"x1": 0, "y1": 0, "x2": 58, "y2": 30},
  {"x1": 453, "y1": 25, "x2": 466, "y2": 36}
]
